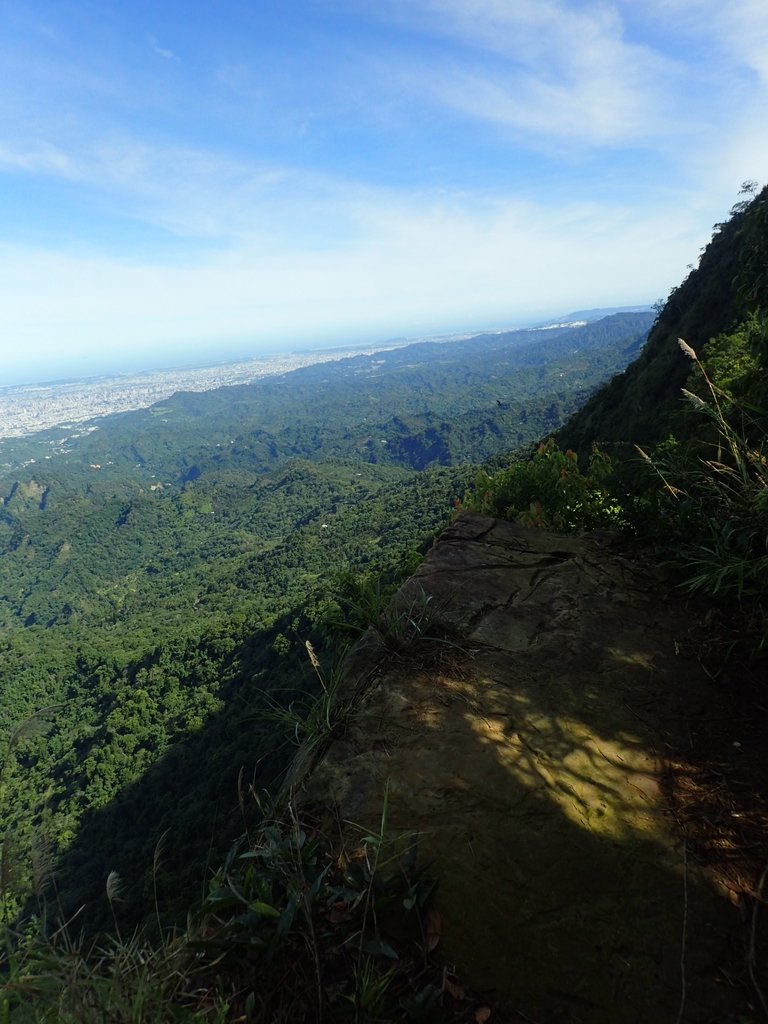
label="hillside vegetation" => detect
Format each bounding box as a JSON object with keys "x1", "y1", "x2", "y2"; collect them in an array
[
  {"x1": 560, "y1": 181, "x2": 768, "y2": 453},
  {"x1": 0, "y1": 312, "x2": 649, "y2": 942},
  {"x1": 3, "y1": 183, "x2": 768, "y2": 1021}
]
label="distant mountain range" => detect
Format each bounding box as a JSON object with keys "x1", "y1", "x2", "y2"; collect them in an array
[{"x1": 550, "y1": 304, "x2": 652, "y2": 324}]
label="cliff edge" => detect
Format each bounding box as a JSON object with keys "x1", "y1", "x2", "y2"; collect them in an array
[{"x1": 302, "y1": 513, "x2": 762, "y2": 1022}]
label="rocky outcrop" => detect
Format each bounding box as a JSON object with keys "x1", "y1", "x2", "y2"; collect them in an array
[{"x1": 303, "y1": 514, "x2": 741, "y2": 1022}]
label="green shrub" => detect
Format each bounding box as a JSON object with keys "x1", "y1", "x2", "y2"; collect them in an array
[
  {"x1": 465, "y1": 439, "x2": 624, "y2": 531},
  {"x1": 637, "y1": 338, "x2": 768, "y2": 653}
]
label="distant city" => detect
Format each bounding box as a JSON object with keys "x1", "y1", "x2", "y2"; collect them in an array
[
  {"x1": 0, "y1": 345, "x2": 411, "y2": 441},
  {"x1": 0, "y1": 308, "x2": 647, "y2": 441},
  {"x1": 0, "y1": 320, "x2": 515, "y2": 441}
]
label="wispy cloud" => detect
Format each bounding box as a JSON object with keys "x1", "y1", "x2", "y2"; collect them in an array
[
  {"x1": 0, "y1": 0, "x2": 764, "y2": 377},
  {"x1": 148, "y1": 35, "x2": 177, "y2": 61},
  {"x1": 413, "y1": 63, "x2": 662, "y2": 147},
  {"x1": 607, "y1": 0, "x2": 768, "y2": 195},
  {"x1": 0, "y1": 134, "x2": 295, "y2": 242},
  {"x1": 0, "y1": 141, "x2": 81, "y2": 178},
  {"x1": 216, "y1": 62, "x2": 256, "y2": 94},
  {"x1": 0, "y1": 180, "x2": 705, "y2": 374},
  {"x1": 633, "y1": 0, "x2": 768, "y2": 83},
  {"x1": 366, "y1": 0, "x2": 680, "y2": 147}
]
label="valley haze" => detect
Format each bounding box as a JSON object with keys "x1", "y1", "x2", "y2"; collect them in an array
[{"x1": 0, "y1": 306, "x2": 649, "y2": 441}]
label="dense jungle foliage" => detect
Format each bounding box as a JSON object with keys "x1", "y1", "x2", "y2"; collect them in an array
[
  {"x1": 3, "y1": 179, "x2": 767, "y2": 1022},
  {"x1": 559, "y1": 182, "x2": 768, "y2": 454},
  {"x1": 0, "y1": 311, "x2": 651, "y2": 936},
  {"x1": 513, "y1": 182, "x2": 768, "y2": 657}
]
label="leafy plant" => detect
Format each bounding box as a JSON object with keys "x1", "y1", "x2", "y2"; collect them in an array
[
  {"x1": 465, "y1": 438, "x2": 625, "y2": 531},
  {"x1": 329, "y1": 563, "x2": 461, "y2": 666},
  {"x1": 637, "y1": 337, "x2": 768, "y2": 653},
  {"x1": 190, "y1": 786, "x2": 438, "y2": 1023},
  {"x1": 255, "y1": 640, "x2": 357, "y2": 807},
  {"x1": 2, "y1": 785, "x2": 443, "y2": 1024},
  {"x1": 328, "y1": 555, "x2": 424, "y2": 638},
  {"x1": 0, "y1": 923, "x2": 230, "y2": 1024},
  {"x1": 373, "y1": 586, "x2": 444, "y2": 655},
  {"x1": 344, "y1": 956, "x2": 396, "y2": 1020}
]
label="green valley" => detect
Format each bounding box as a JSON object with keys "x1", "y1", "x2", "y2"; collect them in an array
[
  {"x1": 0, "y1": 312, "x2": 651, "y2": 933},
  {"x1": 3, "y1": 180, "x2": 768, "y2": 1022}
]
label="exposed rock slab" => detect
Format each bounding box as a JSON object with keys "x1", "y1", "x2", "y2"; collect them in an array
[{"x1": 304, "y1": 514, "x2": 738, "y2": 1022}]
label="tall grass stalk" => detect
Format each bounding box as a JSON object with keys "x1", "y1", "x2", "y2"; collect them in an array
[{"x1": 637, "y1": 338, "x2": 768, "y2": 652}]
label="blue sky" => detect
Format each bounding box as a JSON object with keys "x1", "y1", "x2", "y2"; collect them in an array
[{"x1": 0, "y1": 0, "x2": 766, "y2": 384}]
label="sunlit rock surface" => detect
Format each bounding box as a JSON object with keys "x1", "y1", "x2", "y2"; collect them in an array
[{"x1": 304, "y1": 513, "x2": 736, "y2": 1022}]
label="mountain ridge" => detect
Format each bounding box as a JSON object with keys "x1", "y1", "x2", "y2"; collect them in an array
[
  {"x1": 559, "y1": 184, "x2": 768, "y2": 453},
  {"x1": 3, "y1": 187, "x2": 768, "y2": 1022}
]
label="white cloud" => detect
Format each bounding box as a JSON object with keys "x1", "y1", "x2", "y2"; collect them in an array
[
  {"x1": 731, "y1": 0, "x2": 768, "y2": 81},
  {"x1": 0, "y1": 141, "x2": 81, "y2": 178},
  {"x1": 620, "y1": 0, "x2": 768, "y2": 83},
  {"x1": 0, "y1": 183, "x2": 706, "y2": 372},
  {"x1": 416, "y1": 64, "x2": 659, "y2": 146},
  {"x1": 0, "y1": 0, "x2": 764, "y2": 378},
  {"x1": 402, "y1": 0, "x2": 633, "y2": 66},
  {"x1": 611, "y1": 0, "x2": 768, "y2": 198},
  {"x1": 0, "y1": 134, "x2": 296, "y2": 241},
  {"x1": 148, "y1": 35, "x2": 177, "y2": 61},
  {"x1": 216, "y1": 63, "x2": 258, "y2": 96},
  {"x1": 366, "y1": 0, "x2": 680, "y2": 146}
]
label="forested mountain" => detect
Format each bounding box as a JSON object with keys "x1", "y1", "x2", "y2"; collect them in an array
[
  {"x1": 0, "y1": 312, "x2": 650, "y2": 481},
  {"x1": 0, "y1": 310, "x2": 650, "y2": 932},
  {"x1": 560, "y1": 183, "x2": 768, "y2": 453},
  {"x1": 3, "y1": 185, "x2": 768, "y2": 1022}
]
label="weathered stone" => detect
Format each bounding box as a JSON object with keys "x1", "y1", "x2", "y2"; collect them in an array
[{"x1": 302, "y1": 513, "x2": 738, "y2": 1022}]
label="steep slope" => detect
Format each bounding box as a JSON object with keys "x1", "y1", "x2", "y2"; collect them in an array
[
  {"x1": 0, "y1": 312, "x2": 656, "y2": 932},
  {"x1": 7, "y1": 191, "x2": 768, "y2": 1022},
  {"x1": 290, "y1": 187, "x2": 768, "y2": 1019},
  {"x1": 559, "y1": 183, "x2": 768, "y2": 452},
  {"x1": 302, "y1": 514, "x2": 754, "y2": 1022}
]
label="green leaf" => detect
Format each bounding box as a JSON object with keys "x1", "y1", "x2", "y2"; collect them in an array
[
  {"x1": 249, "y1": 900, "x2": 281, "y2": 918},
  {"x1": 277, "y1": 893, "x2": 299, "y2": 937}
]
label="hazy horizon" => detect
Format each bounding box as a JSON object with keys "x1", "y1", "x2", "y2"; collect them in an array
[
  {"x1": 0, "y1": 1, "x2": 763, "y2": 384},
  {"x1": 0, "y1": 303, "x2": 653, "y2": 389}
]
